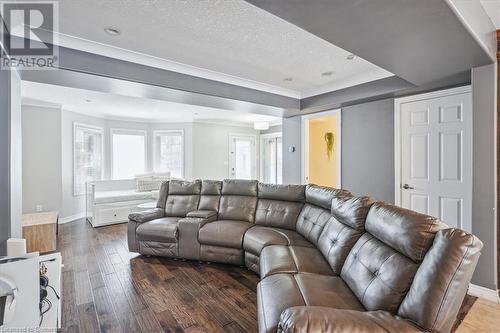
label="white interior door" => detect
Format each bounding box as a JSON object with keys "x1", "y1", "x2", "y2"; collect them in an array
[
  {"x1": 397, "y1": 88, "x2": 472, "y2": 231},
  {"x1": 229, "y1": 134, "x2": 256, "y2": 179}
]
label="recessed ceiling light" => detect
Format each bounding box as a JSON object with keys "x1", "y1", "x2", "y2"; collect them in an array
[
  {"x1": 283, "y1": 77, "x2": 293, "y2": 82},
  {"x1": 194, "y1": 112, "x2": 199, "y2": 116},
  {"x1": 104, "y1": 26, "x2": 121, "y2": 36},
  {"x1": 321, "y1": 71, "x2": 334, "y2": 77},
  {"x1": 346, "y1": 54, "x2": 355, "y2": 60}
]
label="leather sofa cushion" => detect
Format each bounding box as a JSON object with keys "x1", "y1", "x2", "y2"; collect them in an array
[
  {"x1": 168, "y1": 179, "x2": 201, "y2": 195},
  {"x1": 305, "y1": 184, "x2": 350, "y2": 210},
  {"x1": 366, "y1": 202, "x2": 446, "y2": 262},
  {"x1": 198, "y1": 220, "x2": 252, "y2": 248},
  {"x1": 255, "y1": 199, "x2": 303, "y2": 230},
  {"x1": 257, "y1": 183, "x2": 305, "y2": 202},
  {"x1": 257, "y1": 274, "x2": 364, "y2": 333},
  {"x1": 331, "y1": 195, "x2": 374, "y2": 230},
  {"x1": 279, "y1": 308, "x2": 423, "y2": 333},
  {"x1": 165, "y1": 194, "x2": 200, "y2": 217},
  {"x1": 136, "y1": 217, "x2": 180, "y2": 243},
  {"x1": 341, "y1": 233, "x2": 419, "y2": 313},
  {"x1": 259, "y1": 245, "x2": 333, "y2": 278},
  {"x1": 156, "y1": 181, "x2": 169, "y2": 209},
  {"x1": 243, "y1": 226, "x2": 312, "y2": 256},
  {"x1": 201, "y1": 180, "x2": 222, "y2": 195},
  {"x1": 219, "y1": 195, "x2": 257, "y2": 222},
  {"x1": 221, "y1": 179, "x2": 258, "y2": 196},
  {"x1": 186, "y1": 210, "x2": 217, "y2": 219},
  {"x1": 317, "y1": 216, "x2": 365, "y2": 275},
  {"x1": 198, "y1": 195, "x2": 221, "y2": 211},
  {"x1": 296, "y1": 204, "x2": 332, "y2": 246}
]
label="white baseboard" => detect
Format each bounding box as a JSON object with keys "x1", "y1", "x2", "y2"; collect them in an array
[
  {"x1": 58, "y1": 212, "x2": 86, "y2": 224},
  {"x1": 468, "y1": 284, "x2": 500, "y2": 303}
]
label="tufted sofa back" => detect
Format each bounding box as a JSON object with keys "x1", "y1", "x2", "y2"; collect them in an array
[
  {"x1": 164, "y1": 179, "x2": 201, "y2": 217},
  {"x1": 295, "y1": 185, "x2": 351, "y2": 247},
  {"x1": 199, "y1": 180, "x2": 222, "y2": 211},
  {"x1": 340, "y1": 202, "x2": 449, "y2": 314},
  {"x1": 317, "y1": 195, "x2": 374, "y2": 274},
  {"x1": 255, "y1": 183, "x2": 305, "y2": 230},
  {"x1": 218, "y1": 179, "x2": 259, "y2": 222}
]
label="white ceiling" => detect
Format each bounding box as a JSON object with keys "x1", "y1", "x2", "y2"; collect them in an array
[
  {"x1": 480, "y1": 0, "x2": 500, "y2": 28},
  {"x1": 49, "y1": 0, "x2": 392, "y2": 98},
  {"x1": 21, "y1": 81, "x2": 282, "y2": 125}
]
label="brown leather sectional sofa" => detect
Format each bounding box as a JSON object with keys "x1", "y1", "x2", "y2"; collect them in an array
[{"x1": 127, "y1": 179, "x2": 483, "y2": 333}]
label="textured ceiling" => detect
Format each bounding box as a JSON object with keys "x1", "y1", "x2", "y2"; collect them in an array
[
  {"x1": 53, "y1": 0, "x2": 392, "y2": 96},
  {"x1": 21, "y1": 81, "x2": 282, "y2": 124}
]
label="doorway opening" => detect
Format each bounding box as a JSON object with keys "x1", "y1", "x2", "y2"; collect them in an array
[
  {"x1": 260, "y1": 133, "x2": 282, "y2": 184},
  {"x1": 302, "y1": 110, "x2": 341, "y2": 187}
]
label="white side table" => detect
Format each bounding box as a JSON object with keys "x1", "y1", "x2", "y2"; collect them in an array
[{"x1": 136, "y1": 201, "x2": 157, "y2": 212}]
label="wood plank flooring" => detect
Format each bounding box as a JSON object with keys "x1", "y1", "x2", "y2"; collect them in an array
[
  {"x1": 58, "y1": 220, "x2": 498, "y2": 333},
  {"x1": 58, "y1": 219, "x2": 259, "y2": 333}
]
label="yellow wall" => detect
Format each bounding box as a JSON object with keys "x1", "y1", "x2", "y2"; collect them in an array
[{"x1": 307, "y1": 115, "x2": 338, "y2": 187}]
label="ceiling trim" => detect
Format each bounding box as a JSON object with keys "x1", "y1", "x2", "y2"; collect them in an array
[{"x1": 55, "y1": 32, "x2": 302, "y2": 99}]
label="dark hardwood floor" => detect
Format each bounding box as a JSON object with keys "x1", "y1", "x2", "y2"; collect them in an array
[
  {"x1": 58, "y1": 219, "x2": 477, "y2": 333},
  {"x1": 58, "y1": 219, "x2": 259, "y2": 333}
]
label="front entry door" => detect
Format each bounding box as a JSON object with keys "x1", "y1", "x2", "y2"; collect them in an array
[
  {"x1": 229, "y1": 134, "x2": 256, "y2": 180},
  {"x1": 398, "y1": 88, "x2": 472, "y2": 231}
]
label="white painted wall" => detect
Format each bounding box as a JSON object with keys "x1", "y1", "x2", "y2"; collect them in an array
[
  {"x1": 22, "y1": 106, "x2": 262, "y2": 219},
  {"x1": 22, "y1": 105, "x2": 63, "y2": 215},
  {"x1": 192, "y1": 122, "x2": 260, "y2": 180}
]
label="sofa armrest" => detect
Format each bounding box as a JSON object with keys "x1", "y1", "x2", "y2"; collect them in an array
[
  {"x1": 186, "y1": 210, "x2": 217, "y2": 219},
  {"x1": 278, "y1": 307, "x2": 423, "y2": 333},
  {"x1": 178, "y1": 214, "x2": 217, "y2": 260},
  {"x1": 128, "y1": 208, "x2": 165, "y2": 223}
]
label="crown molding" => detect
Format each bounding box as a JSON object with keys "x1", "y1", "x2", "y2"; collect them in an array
[{"x1": 54, "y1": 32, "x2": 302, "y2": 99}]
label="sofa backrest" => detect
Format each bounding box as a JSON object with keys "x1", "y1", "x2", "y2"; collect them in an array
[
  {"x1": 255, "y1": 183, "x2": 305, "y2": 230},
  {"x1": 199, "y1": 180, "x2": 222, "y2": 211},
  {"x1": 397, "y1": 229, "x2": 482, "y2": 333},
  {"x1": 218, "y1": 179, "x2": 258, "y2": 223},
  {"x1": 295, "y1": 185, "x2": 350, "y2": 246},
  {"x1": 164, "y1": 179, "x2": 201, "y2": 217},
  {"x1": 340, "y1": 202, "x2": 448, "y2": 314},
  {"x1": 317, "y1": 195, "x2": 374, "y2": 274}
]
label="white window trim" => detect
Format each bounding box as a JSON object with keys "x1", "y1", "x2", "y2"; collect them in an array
[
  {"x1": 259, "y1": 132, "x2": 282, "y2": 183},
  {"x1": 301, "y1": 109, "x2": 342, "y2": 187},
  {"x1": 110, "y1": 128, "x2": 148, "y2": 180},
  {"x1": 73, "y1": 122, "x2": 104, "y2": 196},
  {"x1": 153, "y1": 129, "x2": 185, "y2": 179}
]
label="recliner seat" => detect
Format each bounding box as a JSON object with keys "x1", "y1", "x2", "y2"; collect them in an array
[{"x1": 128, "y1": 179, "x2": 483, "y2": 333}]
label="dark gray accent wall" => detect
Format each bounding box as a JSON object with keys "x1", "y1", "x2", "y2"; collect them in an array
[
  {"x1": 282, "y1": 117, "x2": 302, "y2": 184},
  {"x1": 341, "y1": 99, "x2": 395, "y2": 202},
  {"x1": 471, "y1": 63, "x2": 497, "y2": 290},
  {"x1": 246, "y1": 0, "x2": 493, "y2": 85},
  {"x1": 0, "y1": 51, "x2": 11, "y2": 255}
]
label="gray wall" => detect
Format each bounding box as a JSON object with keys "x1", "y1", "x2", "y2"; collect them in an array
[
  {"x1": 282, "y1": 117, "x2": 302, "y2": 184},
  {"x1": 471, "y1": 63, "x2": 498, "y2": 290},
  {"x1": 10, "y1": 70, "x2": 22, "y2": 239},
  {"x1": 0, "y1": 57, "x2": 10, "y2": 255},
  {"x1": 341, "y1": 99, "x2": 395, "y2": 202}
]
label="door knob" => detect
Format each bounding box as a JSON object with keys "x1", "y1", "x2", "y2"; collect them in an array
[{"x1": 402, "y1": 184, "x2": 415, "y2": 190}]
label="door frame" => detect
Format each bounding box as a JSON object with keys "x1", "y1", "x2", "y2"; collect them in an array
[
  {"x1": 301, "y1": 109, "x2": 342, "y2": 186},
  {"x1": 259, "y1": 132, "x2": 282, "y2": 183},
  {"x1": 394, "y1": 85, "x2": 472, "y2": 207},
  {"x1": 228, "y1": 133, "x2": 258, "y2": 179}
]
